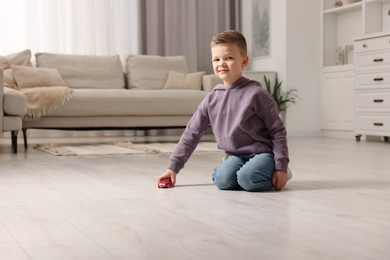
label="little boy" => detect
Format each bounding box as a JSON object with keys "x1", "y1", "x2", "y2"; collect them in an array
[{"x1": 157, "y1": 30, "x2": 290, "y2": 191}]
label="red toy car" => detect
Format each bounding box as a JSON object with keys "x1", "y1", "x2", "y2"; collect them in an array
[{"x1": 158, "y1": 178, "x2": 173, "y2": 188}]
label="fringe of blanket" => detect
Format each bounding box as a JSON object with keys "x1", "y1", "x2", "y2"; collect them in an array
[{"x1": 23, "y1": 92, "x2": 75, "y2": 121}]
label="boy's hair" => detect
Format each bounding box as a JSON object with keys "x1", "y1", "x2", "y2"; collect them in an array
[{"x1": 210, "y1": 30, "x2": 247, "y2": 56}]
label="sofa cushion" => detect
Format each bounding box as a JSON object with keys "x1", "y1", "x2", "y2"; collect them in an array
[
  {"x1": 126, "y1": 55, "x2": 188, "y2": 90},
  {"x1": 0, "y1": 57, "x2": 17, "y2": 89},
  {"x1": 1, "y1": 50, "x2": 32, "y2": 89},
  {"x1": 11, "y1": 65, "x2": 67, "y2": 89},
  {"x1": 1, "y1": 49, "x2": 32, "y2": 68},
  {"x1": 49, "y1": 89, "x2": 207, "y2": 117},
  {"x1": 4, "y1": 69, "x2": 17, "y2": 89},
  {"x1": 0, "y1": 56, "x2": 9, "y2": 69},
  {"x1": 164, "y1": 70, "x2": 205, "y2": 90},
  {"x1": 35, "y1": 53, "x2": 125, "y2": 89},
  {"x1": 3, "y1": 87, "x2": 28, "y2": 116}
]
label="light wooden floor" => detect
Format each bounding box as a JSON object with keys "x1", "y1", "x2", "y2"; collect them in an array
[{"x1": 0, "y1": 135, "x2": 389, "y2": 260}]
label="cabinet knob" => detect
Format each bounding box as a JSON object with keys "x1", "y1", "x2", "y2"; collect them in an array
[
  {"x1": 362, "y1": 44, "x2": 367, "y2": 48},
  {"x1": 373, "y1": 58, "x2": 384, "y2": 63}
]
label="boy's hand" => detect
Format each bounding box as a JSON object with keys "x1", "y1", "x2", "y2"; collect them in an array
[
  {"x1": 157, "y1": 169, "x2": 177, "y2": 187},
  {"x1": 272, "y1": 170, "x2": 288, "y2": 190}
]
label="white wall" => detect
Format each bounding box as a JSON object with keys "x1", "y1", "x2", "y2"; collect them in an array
[{"x1": 242, "y1": 0, "x2": 322, "y2": 137}]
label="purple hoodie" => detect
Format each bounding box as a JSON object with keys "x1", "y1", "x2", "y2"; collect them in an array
[{"x1": 168, "y1": 77, "x2": 289, "y2": 173}]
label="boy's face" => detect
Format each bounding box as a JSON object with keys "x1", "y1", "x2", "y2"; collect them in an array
[{"x1": 211, "y1": 43, "x2": 248, "y2": 87}]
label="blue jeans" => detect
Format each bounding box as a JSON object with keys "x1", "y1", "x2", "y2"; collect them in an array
[{"x1": 212, "y1": 153, "x2": 275, "y2": 192}]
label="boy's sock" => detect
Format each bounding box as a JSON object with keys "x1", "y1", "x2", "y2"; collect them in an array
[{"x1": 287, "y1": 167, "x2": 292, "y2": 181}]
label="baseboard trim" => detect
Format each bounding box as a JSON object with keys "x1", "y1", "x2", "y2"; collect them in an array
[
  {"x1": 287, "y1": 130, "x2": 322, "y2": 138},
  {"x1": 321, "y1": 129, "x2": 355, "y2": 139}
]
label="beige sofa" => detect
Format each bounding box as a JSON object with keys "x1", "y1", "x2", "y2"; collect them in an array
[{"x1": 1, "y1": 50, "x2": 221, "y2": 150}]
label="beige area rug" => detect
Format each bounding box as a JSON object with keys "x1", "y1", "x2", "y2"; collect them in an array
[{"x1": 34, "y1": 142, "x2": 221, "y2": 156}]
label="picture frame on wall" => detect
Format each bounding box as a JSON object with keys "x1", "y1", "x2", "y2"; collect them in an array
[{"x1": 252, "y1": 0, "x2": 270, "y2": 58}]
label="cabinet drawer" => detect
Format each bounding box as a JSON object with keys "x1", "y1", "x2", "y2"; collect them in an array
[
  {"x1": 355, "y1": 52, "x2": 390, "y2": 70},
  {"x1": 356, "y1": 92, "x2": 390, "y2": 110},
  {"x1": 354, "y1": 35, "x2": 390, "y2": 53},
  {"x1": 356, "y1": 115, "x2": 390, "y2": 131},
  {"x1": 356, "y1": 72, "x2": 390, "y2": 87}
]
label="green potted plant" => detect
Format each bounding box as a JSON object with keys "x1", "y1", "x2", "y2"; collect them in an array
[{"x1": 263, "y1": 75, "x2": 299, "y2": 122}]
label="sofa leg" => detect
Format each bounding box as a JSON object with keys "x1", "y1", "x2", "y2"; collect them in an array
[
  {"x1": 11, "y1": 130, "x2": 18, "y2": 153},
  {"x1": 22, "y1": 128, "x2": 28, "y2": 149}
]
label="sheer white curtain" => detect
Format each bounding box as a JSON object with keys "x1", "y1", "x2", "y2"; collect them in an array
[
  {"x1": 0, "y1": 0, "x2": 141, "y2": 138},
  {"x1": 0, "y1": 0, "x2": 139, "y2": 63}
]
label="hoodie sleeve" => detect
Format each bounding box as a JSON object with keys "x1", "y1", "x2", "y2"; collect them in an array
[
  {"x1": 254, "y1": 89, "x2": 290, "y2": 171},
  {"x1": 168, "y1": 96, "x2": 211, "y2": 173}
]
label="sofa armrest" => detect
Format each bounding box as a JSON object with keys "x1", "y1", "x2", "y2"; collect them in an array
[
  {"x1": 3, "y1": 87, "x2": 28, "y2": 117},
  {"x1": 0, "y1": 69, "x2": 28, "y2": 119},
  {"x1": 202, "y1": 74, "x2": 222, "y2": 92}
]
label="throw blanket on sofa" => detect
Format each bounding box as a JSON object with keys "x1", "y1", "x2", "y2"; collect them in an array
[
  {"x1": 20, "y1": 86, "x2": 74, "y2": 121},
  {"x1": 1, "y1": 56, "x2": 75, "y2": 121}
]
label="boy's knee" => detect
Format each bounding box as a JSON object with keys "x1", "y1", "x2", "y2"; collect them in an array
[
  {"x1": 212, "y1": 174, "x2": 233, "y2": 190},
  {"x1": 212, "y1": 170, "x2": 238, "y2": 190},
  {"x1": 237, "y1": 171, "x2": 272, "y2": 192}
]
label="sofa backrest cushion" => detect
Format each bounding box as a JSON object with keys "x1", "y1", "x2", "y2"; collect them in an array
[
  {"x1": 0, "y1": 56, "x2": 9, "y2": 69},
  {"x1": 35, "y1": 53, "x2": 125, "y2": 89},
  {"x1": 126, "y1": 55, "x2": 188, "y2": 90},
  {"x1": 1, "y1": 50, "x2": 32, "y2": 89},
  {"x1": 2, "y1": 49, "x2": 32, "y2": 68}
]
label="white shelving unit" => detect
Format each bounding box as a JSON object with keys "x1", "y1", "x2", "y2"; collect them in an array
[
  {"x1": 322, "y1": 0, "x2": 390, "y2": 69},
  {"x1": 320, "y1": 0, "x2": 390, "y2": 133}
]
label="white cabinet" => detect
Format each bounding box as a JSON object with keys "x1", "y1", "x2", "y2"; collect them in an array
[
  {"x1": 320, "y1": 0, "x2": 390, "y2": 133},
  {"x1": 321, "y1": 68, "x2": 355, "y2": 130},
  {"x1": 353, "y1": 33, "x2": 390, "y2": 141}
]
